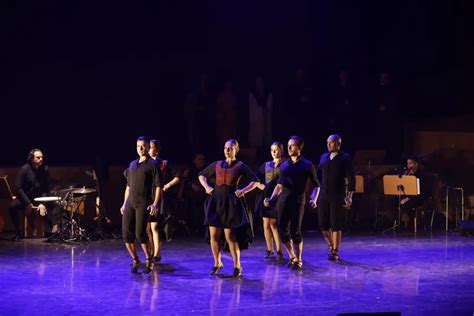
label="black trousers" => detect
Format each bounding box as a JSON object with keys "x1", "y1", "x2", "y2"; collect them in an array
[
  {"x1": 122, "y1": 202, "x2": 149, "y2": 243},
  {"x1": 9, "y1": 199, "x2": 62, "y2": 236},
  {"x1": 278, "y1": 193, "x2": 305, "y2": 244},
  {"x1": 318, "y1": 194, "x2": 345, "y2": 231}
]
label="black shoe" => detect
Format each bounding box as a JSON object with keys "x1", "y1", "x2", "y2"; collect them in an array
[
  {"x1": 233, "y1": 267, "x2": 242, "y2": 278},
  {"x1": 327, "y1": 247, "x2": 335, "y2": 261},
  {"x1": 332, "y1": 249, "x2": 340, "y2": 262},
  {"x1": 153, "y1": 256, "x2": 161, "y2": 264},
  {"x1": 264, "y1": 250, "x2": 274, "y2": 258},
  {"x1": 210, "y1": 264, "x2": 223, "y2": 275},
  {"x1": 276, "y1": 251, "x2": 284, "y2": 261},
  {"x1": 292, "y1": 260, "x2": 303, "y2": 271},
  {"x1": 143, "y1": 258, "x2": 153, "y2": 274},
  {"x1": 131, "y1": 259, "x2": 140, "y2": 274},
  {"x1": 286, "y1": 257, "x2": 297, "y2": 268}
]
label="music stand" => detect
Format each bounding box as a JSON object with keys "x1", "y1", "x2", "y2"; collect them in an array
[
  {"x1": 382, "y1": 175, "x2": 420, "y2": 233},
  {"x1": 0, "y1": 176, "x2": 15, "y2": 200},
  {"x1": 0, "y1": 176, "x2": 14, "y2": 232}
]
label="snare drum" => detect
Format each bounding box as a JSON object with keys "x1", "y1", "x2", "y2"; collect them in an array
[{"x1": 64, "y1": 197, "x2": 85, "y2": 215}]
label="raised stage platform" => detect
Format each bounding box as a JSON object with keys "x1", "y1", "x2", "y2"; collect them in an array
[{"x1": 0, "y1": 233, "x2": 473, "y2": 315}]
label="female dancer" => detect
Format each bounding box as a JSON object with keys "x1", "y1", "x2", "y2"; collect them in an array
[
  {"x1": 148, "y1": 139, "x2": 181, "y2": 264},
  {"x1": 254, "y1": 142, "x2": 284, "y2": 260},
  {"x1": 198, "y1": 139, "x2": 259, "y2": 278}
]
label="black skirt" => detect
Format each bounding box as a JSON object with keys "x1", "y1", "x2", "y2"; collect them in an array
[
  {"x1": 204, "y1": 185, "x2": 248, "y2": 228},
  {"x1": 204, "y1": 185, "x2": 254, "y2": 250},
  {"x1": 254, "y1": 182, "x2": 278, "y2": 219}
]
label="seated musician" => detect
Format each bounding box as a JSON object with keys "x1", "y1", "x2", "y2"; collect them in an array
[
  {"x1": 9, "y1": 149, "x2": 62, "y2": 241},
  {"x1": 400, "y1": 156, "x2": 431, "y2": 230}
]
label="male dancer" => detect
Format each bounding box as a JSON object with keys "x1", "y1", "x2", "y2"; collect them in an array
[
  {"x1": 317, "y1": 134, "x2": 355, "y2": 261},
  {"x1": 121, "y1": 136, "x2": 163, "y2": 273},
  {"x1": 264, "y1": 136, "x2": 320, "y2": 270}
]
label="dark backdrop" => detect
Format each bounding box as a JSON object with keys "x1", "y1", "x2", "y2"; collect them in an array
[{"x1": 3, "y1": 1, "x2": 470, "y2": 165}]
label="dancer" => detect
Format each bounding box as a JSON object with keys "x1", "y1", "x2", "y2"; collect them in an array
[
  {"x1": 254, "y1": 142, "x2": 284, "y2": 260},
  {"x1": 148, "y1": 139, "x2": 181, "y2": 264},
  {"x1": 198, "y1": 139, "x2": 259, "y2": 278},
  {"x1": 317, "y1": 134, "x2": 355, "y2": 261},
  {"x1": 264, "y1": 136, "x2": 320, "y2": 270},
  {"x1": 121, "y1": 136, "x2": 163, "y2": 273}
]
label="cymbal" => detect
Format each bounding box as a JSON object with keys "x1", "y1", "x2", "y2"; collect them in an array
[
  {"x1": 58, "y1": 187, "x2": 79, "y2": 194},
  {"x1": 72, "y1": 188, "x2": 96, "y2": 194}
]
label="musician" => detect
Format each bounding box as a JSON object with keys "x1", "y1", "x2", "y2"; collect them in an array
[
  {"x1": 9, "y1": 149, "x2": 61, "y2": 241},
  {"x1": 400, "y1": 156, "x2": 430, "y2": 228},
  {"x1": 121, "y1": 137, "x2": 163, "y2": 273}
]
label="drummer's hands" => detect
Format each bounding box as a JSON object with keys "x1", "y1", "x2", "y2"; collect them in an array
[
  {"x1": 235, "y1": 189, "x2": 245, "y2": 198},
  {"x1": 148, "y1": 203, "x2": 158, "y2": 216},
  {"x1": 309, "y1": 199, "x2": 318, "y2": 209},
  {"x1": 38, "y1": 204, "x2": 47, "y2": 216}
]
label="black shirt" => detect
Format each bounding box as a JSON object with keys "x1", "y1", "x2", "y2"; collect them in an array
[
  {"x1": 155, "y1": 158, "x2": 181, "y2": 184},
  {"x1": 278, "y1": 156, "x2": 320, "y2": 196},
  {"x1": 14, "y1": 163, "x2": 49, "y2": 205},
  {"x1": 155, "y1": 158, "x2": 182, "y2": 196},
  {"x1": 124, "y1": 157, "x2": 162, "y2": 205},
  {"x1": 318, "y1": 152, "x2": 355, "y2": 195}
]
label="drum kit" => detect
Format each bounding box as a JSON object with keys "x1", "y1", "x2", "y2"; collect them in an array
[{"x1": 34, "y1": 186, "x2": 97, "y2": 242}]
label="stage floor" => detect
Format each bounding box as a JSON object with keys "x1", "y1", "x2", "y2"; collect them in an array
[{"x1": 0, "y1": 233, "x2": 473, "y2": 315}]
